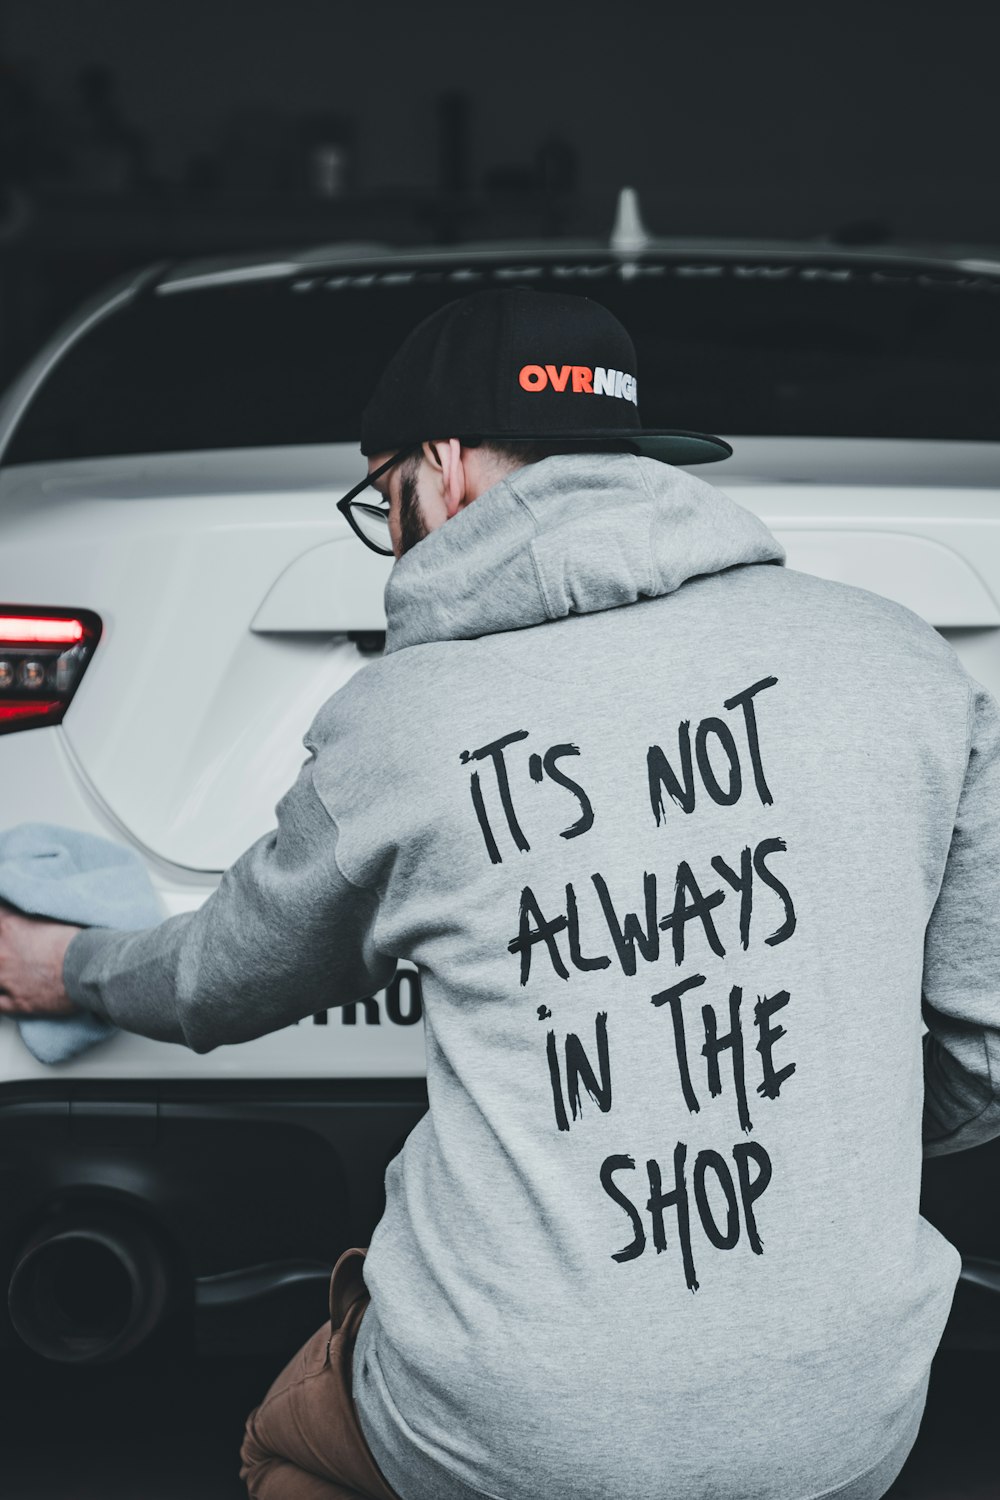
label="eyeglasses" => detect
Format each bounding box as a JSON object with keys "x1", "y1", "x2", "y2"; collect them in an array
[{"x1": 335, "y1": 447, "x2": 418, "y2": 557}]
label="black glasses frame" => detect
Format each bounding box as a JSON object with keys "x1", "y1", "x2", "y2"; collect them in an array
[{"x1": 335, "y1": 447, "x2": 419, "y2": 556}]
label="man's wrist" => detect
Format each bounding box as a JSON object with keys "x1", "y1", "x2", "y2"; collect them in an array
[{"x1": 61, "y1": 926, "x2": 108, "y2": 1016}]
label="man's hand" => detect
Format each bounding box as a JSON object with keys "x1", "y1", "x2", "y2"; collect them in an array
[{"x1": 0, "y1": 901, "x2": 84, "y2": 1017}]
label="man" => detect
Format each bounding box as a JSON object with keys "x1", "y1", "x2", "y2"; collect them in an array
[{"x1": 1, "y1": 287, "x2": 998, "y2": 1500}]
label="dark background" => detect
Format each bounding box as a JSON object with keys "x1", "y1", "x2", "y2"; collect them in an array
[{"x1": 1, "y1": 0, "x2": 997, "y2": 390}]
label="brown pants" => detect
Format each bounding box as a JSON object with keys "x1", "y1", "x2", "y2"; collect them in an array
[{"x1": 240, "y1": 1246, "x2": 405, "y2": 1500}]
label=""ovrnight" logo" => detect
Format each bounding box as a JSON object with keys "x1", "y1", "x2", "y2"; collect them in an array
[{"x1": 518, "y1": 364, "x2": 638, "y2": 406}]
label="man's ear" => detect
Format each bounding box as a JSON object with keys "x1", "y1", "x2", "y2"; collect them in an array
[{"x1": 424, "y1": 438, "x2": 466, "y2": 517}]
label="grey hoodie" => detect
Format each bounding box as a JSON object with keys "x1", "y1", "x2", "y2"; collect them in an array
[{"x1": 65, "y1": 452, "x2": 1000, "y2": 1500}]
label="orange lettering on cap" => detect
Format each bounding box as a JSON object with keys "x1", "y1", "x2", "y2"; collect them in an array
[
  {"x1": 572, "y1": 366, "x2": 594, "y2": 393},
  {"x1": 518, "y1": 364, "x2": 548, "y2": 392},
  {"x1": 545, "y1": 364, "x2": 572, "y2": 392}
]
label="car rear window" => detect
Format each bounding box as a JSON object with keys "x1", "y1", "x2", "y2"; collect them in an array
[{"x1": 6, "y1": 254, "x2": 1000, "y2": 464}]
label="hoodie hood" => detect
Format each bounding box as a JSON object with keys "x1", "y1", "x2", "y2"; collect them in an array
[{"x1": 382, "y1": 451, "x2": 786, "y2": 654}]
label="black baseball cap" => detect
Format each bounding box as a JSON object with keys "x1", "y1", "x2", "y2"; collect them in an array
[{"x1": 358, "y1": 287, "x2": 732, "y2": 467}]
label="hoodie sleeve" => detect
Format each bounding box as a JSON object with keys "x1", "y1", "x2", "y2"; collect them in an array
[
  {"x1": 61, "y1": 741, "x2": 396, "y2": 1054},
  {"x1": 922, "y1": 677, "x2": 1000, "y2": 1156}
]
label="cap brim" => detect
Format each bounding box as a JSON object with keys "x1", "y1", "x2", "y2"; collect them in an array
[
  {"x1": 630, "y1": 431, "x2": 733, "y2": 466},
  {"x1": 468, "y1": 429, "x2": 733, "y2": 466}
]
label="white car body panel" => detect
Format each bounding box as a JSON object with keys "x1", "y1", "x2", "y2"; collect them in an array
[
  {"x1": 5, "y1": 439, "x2": 999, "y2": 874},
  {"x1": 0, "y1": 956, "x2": 428, "y2": 1083}
]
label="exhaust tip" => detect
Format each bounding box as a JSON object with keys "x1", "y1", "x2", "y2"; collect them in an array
[{"x1": 9, "y1": 1213, "x2": 171, "y2": 1364}]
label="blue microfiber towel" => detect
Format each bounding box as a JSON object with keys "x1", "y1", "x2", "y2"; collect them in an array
[{"x1": 0, "y1": 822, "x2": 165, "y2": 1065}]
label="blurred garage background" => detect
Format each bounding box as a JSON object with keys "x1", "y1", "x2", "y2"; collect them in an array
[{"x1": 2, "y1": 0, "x2": 1000, "y2": 395}]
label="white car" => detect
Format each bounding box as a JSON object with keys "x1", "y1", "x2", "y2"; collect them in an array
[{"x1": 1, "y1": 235, "x2": 999, "y2": 1365}]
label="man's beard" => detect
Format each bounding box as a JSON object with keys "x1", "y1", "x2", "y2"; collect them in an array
[{"x1": 398, "y1": 467, "x2": 429, "y2": 555}]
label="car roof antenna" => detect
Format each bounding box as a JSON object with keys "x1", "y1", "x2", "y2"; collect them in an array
[{"x1": 610, "y1": 187, "x2": 652, "y2": 253}]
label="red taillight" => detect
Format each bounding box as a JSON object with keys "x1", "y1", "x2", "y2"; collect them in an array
[
  {"x1": 0, "y1": 607, "x2": 102, "y2": 734},
  {"x1": 0, "y1": 615, "x2": 86, "y2": 645}
]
